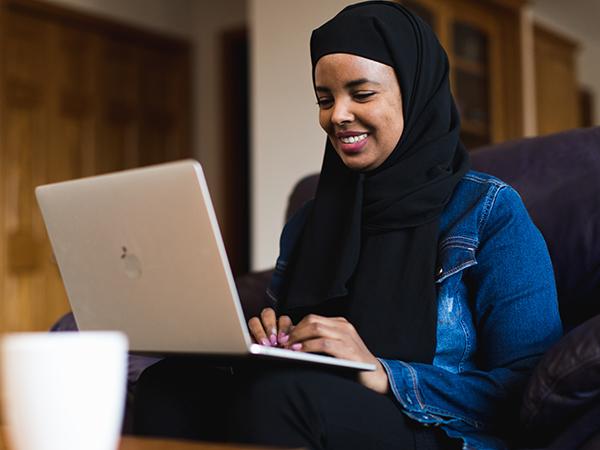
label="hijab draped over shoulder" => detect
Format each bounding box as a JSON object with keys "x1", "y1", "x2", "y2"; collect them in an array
[{"x1": 282, "y1": 1, "x2": 470, "y2": 363}]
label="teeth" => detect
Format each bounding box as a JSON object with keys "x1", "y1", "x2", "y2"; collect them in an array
[{"x1": 340, "y1": 133, "x2": 367, "y2": 144}]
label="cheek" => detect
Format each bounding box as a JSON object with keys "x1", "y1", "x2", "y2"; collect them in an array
[
  {"x1": 318, "y1": 110, "x2": 330, "y2": 132},
  {"x1": 389, "y1": 115, "x2": 404, "y2": 143},
  {"x1": 369, "y1": 114, "x2": 402, "y2": 161},
  {"x1": 379, "y1": 107, "x2": 404, "y2": 147}
]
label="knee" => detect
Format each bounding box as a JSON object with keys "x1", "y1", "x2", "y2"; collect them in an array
[{"x1": 229, "y1": 369, "x2": 333, "y2": 448}]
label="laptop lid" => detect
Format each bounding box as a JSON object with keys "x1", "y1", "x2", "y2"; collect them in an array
[{"x1": 36, "y1": 160, "x2": 252, "y2": 354}]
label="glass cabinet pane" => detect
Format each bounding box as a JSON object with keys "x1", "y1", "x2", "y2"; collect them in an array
[
  {"x1": 453, "y1": 22, "x2": 488, "y2": 64},
  {"x1": 451, "y1": 21, "x2": 491, "y2": 148},
  {"x1": 455, "y1": 71, "x2": 489, "y2": 125}
]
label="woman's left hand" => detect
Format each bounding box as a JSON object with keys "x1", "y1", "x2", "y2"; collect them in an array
[{"x1": 284, "y1": 314, "x2": 389, "y2": 394}]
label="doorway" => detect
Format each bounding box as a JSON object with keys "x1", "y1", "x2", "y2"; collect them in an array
[{"x1": 221, "y1": 28, "x2": 250, "y2": 277}]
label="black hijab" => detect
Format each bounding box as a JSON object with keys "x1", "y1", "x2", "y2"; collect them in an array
[{"x1": 283, "y1": 1, "x2": 470, "y2": 363}]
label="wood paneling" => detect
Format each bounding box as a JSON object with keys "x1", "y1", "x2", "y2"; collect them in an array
[
  {"x1": 534, "y1": 24, "x2": 580, "y2": 136},
  {"x1": 0, "y1": 0, "x2": 191, "y2": 333}
]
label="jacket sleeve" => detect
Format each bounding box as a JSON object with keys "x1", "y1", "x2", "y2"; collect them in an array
[{"x1": 379, "y1": 186, "x2": 563, "y2": 434}]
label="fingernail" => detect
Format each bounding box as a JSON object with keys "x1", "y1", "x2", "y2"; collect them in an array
[
  {"x1": 261, "y1": 338, "x2": 271, "y2": 347},
  {"x1": 291, "y1": 343, "x2": 302, "y2": 351},
  {"x1": 279, "y1": 334, "x2": 289, "y2": 344},
  {"x1": 269, "y1": 334, "x2": 277, "y2": 345}
]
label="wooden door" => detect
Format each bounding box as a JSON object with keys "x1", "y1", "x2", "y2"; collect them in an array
[
  {"x1": 0, "y1": 0, "x2": 191, "y2": 333},
  {"x1": 534, "y1": 24, "x2": 580, "y2": 136}
]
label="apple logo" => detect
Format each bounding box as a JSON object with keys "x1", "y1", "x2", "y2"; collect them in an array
[{"x1": 120, "y1": 246, "x2": 142, "y2": 279}]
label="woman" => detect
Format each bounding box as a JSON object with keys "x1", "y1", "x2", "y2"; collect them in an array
[{"x1": 134, "y1": 2, "x2": 562, "y2": 449}]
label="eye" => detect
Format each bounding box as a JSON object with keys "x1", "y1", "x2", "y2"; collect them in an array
[
  {"x1": 353, "y1": 91, "x2": 375, "y2": 102},
  {"x1": 316, "y1": 97, "x2": 333, "y2": 109}
]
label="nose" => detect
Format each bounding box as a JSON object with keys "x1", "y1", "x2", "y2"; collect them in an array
[{"x1": 330, "y1": 98, "x2": 354, "y2": 125}]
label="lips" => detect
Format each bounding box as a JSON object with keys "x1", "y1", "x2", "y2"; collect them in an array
[{"x1": 335, "y1": 131, "x2": 369, "y2": 154}]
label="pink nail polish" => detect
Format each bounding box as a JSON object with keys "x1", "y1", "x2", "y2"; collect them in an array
[
  {"x1": 291, "y1": 343, "x2": 302, "y2": 351},
  {"x1": 261, "y1": 338, "x2": 271, "y2": 347},
  {"x1": 279, "y1": 334, "x2": 289, "y2": 344},
  {"x1": 269, "y1": 334, "x2": 277, "y2": 345}
]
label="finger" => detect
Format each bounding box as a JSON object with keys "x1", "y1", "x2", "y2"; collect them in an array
[
  {"x1": 293, "y1": 337, "x2": 349, "y2": 359},
  {"x1": 331, "y1": 316, "x2": 349, "y2": 323},
  {"x1": 287, "y1": 315, "x2": 345, "y2": 346},
  {"x1": 260, "y1": 307, "x2": 278, "y2": 346},
  {"x1": 248, "y1": 317, "x2": 271, "y2": 346},
  {"x1": 277, "y1": 315, "x2": 293, "y2": 345}
]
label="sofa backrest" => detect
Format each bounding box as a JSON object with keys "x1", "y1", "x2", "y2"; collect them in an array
[{"x1": 471, "y1": 127, "x2": 600, "y2": 330}]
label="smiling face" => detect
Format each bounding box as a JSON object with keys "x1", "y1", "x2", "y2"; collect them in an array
[{"x1": 314, "y1": 53, "x2": 404, "y2": 172}]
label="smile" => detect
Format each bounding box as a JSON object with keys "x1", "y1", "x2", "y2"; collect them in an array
[{"x1": 339, "y1": 133, "x2": 368, "y2": 144}]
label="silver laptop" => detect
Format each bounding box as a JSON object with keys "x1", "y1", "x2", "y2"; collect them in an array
[{"x1": 35, "y1": 160, "x2": 375, "y2": 371}]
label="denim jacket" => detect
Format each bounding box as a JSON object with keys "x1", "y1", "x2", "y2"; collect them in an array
[{"x1": 267, "y1": 171, "x2": 563, "y2": 450}]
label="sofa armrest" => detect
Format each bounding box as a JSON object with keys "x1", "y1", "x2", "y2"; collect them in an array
[{"x1": 521, "y1": 314, "x2": 600, "y2": 440}]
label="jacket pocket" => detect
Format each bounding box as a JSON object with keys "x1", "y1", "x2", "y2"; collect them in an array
[{"x1": 435, "y1": 240, "x2": 477, "y2": 285}]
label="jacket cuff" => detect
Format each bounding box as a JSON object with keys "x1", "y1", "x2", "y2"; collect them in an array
[{"x1": 379, "y1": 358, "x2": 452, "y2": 426}]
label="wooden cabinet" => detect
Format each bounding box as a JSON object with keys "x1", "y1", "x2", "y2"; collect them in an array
[
  {"x1": 400, "y1": 0, "x2": 526, "y2": 148},
  {"x1": 534, "y1": 24, "x2": 580, "y2": 135},
  {"x1": 0, "y1": 0, "x2": 192, "y2": 333}
]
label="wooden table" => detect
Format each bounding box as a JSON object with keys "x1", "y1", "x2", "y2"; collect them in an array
[
  {"x1": 120, "y1": 436, "x2": 302, "y2": 450},
  {"x1": 1, "y1": 432, "x2": 302, "y2": 450}
]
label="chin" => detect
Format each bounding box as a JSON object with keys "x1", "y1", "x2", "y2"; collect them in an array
[
  {"x1": 336, "y1": 152, "x2": 371, "y2": 172},
  {"x1": 340, "y1": 159, "x2": 363, "y2": 171},
  {"x1": 341, "y1": 157, "x2": 377, "y2": 172}
]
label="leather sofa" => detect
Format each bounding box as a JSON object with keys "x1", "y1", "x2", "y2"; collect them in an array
[{"x1": 51, "y1": 127, "x2": 600, "y2": 448}]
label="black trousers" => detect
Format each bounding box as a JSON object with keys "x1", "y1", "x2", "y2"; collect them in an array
[{"x1": 133, "y1": 357, "x2": 461, "y2": 450}]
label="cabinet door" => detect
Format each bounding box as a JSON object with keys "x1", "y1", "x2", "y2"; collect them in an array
[
  {"x1": 448, "y1": 4, "x2": 504, "y2": 149},
  {"x1": 534, "y1": 24, "x2": 580, "y2": 135},
  {"x1": 1, "y1": 12, "x2": 54, "y2": 333},
  {"x1": 0, "y1": 4, "x2": 191, "y2": 333},
  {"x1": 400, "y1": 0, "x2": 514, "y2": 149}
]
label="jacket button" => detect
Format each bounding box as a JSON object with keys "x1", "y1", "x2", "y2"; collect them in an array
[{"x1": 437, "y1": 267, "x2": 443, "y2": 276}]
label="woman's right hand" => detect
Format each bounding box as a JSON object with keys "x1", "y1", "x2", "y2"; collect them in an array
[{"x1": 248, "y1": 307, "x2": 294, "y2": 347}]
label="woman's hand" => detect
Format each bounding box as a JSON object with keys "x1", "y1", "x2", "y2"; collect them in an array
[
  {"x1": 247, "y1": 307, "x2": 294, "y2": 347},
  {"x1": 284, "y1": 314, "x2": 390, "y2": 394}
]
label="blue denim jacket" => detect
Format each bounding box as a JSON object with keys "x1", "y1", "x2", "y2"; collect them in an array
[{"x1": 267, "y1": 171, "x2": 563, "y2": 450}]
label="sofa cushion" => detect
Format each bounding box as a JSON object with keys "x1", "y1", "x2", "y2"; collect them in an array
[
  {"x1": 520, "y1": 313, "x2": 600, "y2": 438},
  {"x1": 471, "y1": 127, "x2": 600, "y2": 329}
]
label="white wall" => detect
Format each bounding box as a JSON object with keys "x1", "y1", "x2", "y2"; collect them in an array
[
  {"x1": 188, "y1": 0, "x2": 247, "y2": 223},
  {"x1": 250, "y1": 0, "x2": 356, "y2": 270},
  {"x1": 531, "y1": 1, "x2": 600, "y2": 126}
]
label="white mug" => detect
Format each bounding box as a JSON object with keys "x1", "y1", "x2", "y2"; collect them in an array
[{"x1": 1, "y1": 331, "x2": 128, "y2": 450}]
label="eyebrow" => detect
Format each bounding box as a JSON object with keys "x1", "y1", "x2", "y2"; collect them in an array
[{"x1": 315, "y1": 78, "x2": 381, "y2": 92}]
